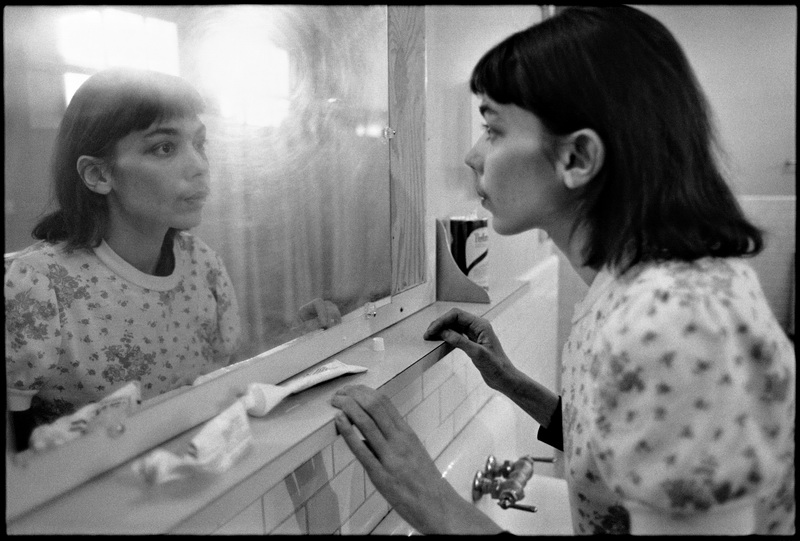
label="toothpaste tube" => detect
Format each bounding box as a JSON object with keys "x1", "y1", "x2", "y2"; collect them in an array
[
  {"x1": 29, "y1": 382, "x2": 141, "y2": 451},
  {"x1": 132, "y1": 400, "x2": 253, "y2": 484},
  {"x1": 240, "y1": 360, "x2": 368, "y2": 417},
  {"x1": 239, "y1": 383, "x2": 292, "y2": 417},
  {"x1": 281, "y1": 359, "x2": 368, "y2": 395}
]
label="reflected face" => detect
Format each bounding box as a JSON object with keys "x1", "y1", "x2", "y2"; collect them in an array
[
  {"x1": 105, "y1": 115, "x2": 210, "y2": 236},
  {"x1": 464, "y1": 95, "x2": 573, "y2": 236}
]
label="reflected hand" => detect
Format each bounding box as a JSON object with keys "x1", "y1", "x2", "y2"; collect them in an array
[
  {"x1": 297, "y1": 298, "x2": 342, "y2": 330},
  {"x1": 423, "y1": 307, "x2": 516, "y2": 391},
  {"x1": 330, "y1": 385, "x2": 501, "y2": 535}
]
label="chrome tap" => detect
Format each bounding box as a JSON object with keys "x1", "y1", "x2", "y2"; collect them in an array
[{"x1": 472, "y1": 454, "x2": 554, "y2": 512}]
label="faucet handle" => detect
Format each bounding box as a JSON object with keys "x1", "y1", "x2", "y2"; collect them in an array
[
  {"x1": 482, "y1": 455, "x2": 500, "y2": 477},
  {"x1": 498, "y1": 500, "x2": 538, "y2": 513},
  {"x1": 472, "y1": 470, "x2": 495, "y2": 502}
]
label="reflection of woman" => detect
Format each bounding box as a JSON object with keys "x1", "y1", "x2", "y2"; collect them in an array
[
  {"x1": 5, "y1": 69, "x2": 241, "y2": 442},
  {"x1": 332, "y1": 6, "x2": 795, "y2": 535}
]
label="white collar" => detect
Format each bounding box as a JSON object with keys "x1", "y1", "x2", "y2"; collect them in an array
[{"x1": 93, "y1": 239, "x2": 181, "y2": 291}]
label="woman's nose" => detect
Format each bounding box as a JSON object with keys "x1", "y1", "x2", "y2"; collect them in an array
[
  {"x1": 464, "y1": 139, "x2": 483, "y2": 174},
  {"x1": 188, "y1": 145, "x2": 210, "y2": 178}
]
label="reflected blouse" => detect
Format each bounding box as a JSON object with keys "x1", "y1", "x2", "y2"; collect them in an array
[
  {"x1": 5, "y1": 232, "x2": 241, "y2": 426},
  {"x1": 558, "y1": 257, "x2": 794, "y2": 535}
]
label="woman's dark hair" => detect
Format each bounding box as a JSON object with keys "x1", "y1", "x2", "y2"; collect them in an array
[
  {"x1": 470, "y1": 6, "x2": 763, "y2": 272},
  {"x1": 33, "y1": 68, "x2": 206, "y2": 251}
]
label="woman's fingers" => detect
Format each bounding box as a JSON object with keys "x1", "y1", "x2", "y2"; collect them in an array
[
  {"x1": 424, "y1": 308, "x2": 497, "y2": 360},
  {"x1": 331, "y1": 387, "x2": 392, "y2": 458},
  {"x1": 319, "y1": 299, "x2": 342, "y2": 328},
  {"x1": 332, "y1": 410, "x2": 385, "y2": 476},
  {"x1": 423, "y1": 309, "x2": 513, "y2": 392},
  {"x1": 423, "y1": 307, "x2": 475, "y2": 340},
  {"x1": 424, "y1": 307, "x2": 496, "y2": 345},
  {"x1": 346, "y1": 385, "x2": 408, "y2": 432},
  {"x1": 330, "y1": 303, "x2": 342, "y2": 325},
  {"x1": 297, "y1": 298, "x2": 342, "y2": 329}
]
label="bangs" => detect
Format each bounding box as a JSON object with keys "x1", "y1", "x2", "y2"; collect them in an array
[
  {"x1": 72, "y1": 68, "x2": 206, "y2": 155},
  {"x1": 468, "y1": 26, "x2": 570, "y2": 134},
  {"x1": 108, "y1": 71, "x2": 205, "y2": 133},
  {"x1": 119, "y1": 85, "x2": 204, "y2": 133},
  {"x1": 469, "y1": 35, "x2": 526, "y2": 107}
]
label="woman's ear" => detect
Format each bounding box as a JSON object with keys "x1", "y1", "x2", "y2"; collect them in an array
[
  {"x1": 77, "y1": 156, "x2": 112, "y2": 195},
  {"x1": 557, "y1": 129, "x2": 605, "y2": 190}
]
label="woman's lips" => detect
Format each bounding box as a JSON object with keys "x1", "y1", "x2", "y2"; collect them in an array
[
  {"x1": 185, "y1": 191, "x2": 209, "y2": 202},
  {"x1": 184, "y1": 192, "x2": 209, "y2": 208}
]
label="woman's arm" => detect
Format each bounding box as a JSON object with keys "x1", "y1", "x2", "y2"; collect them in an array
[
  {"x1": 424, "y1": 307, "x2": 560, "y2": 430},
  {"x1": 331, "y1": 385, "x2": 504, "y2": 535}
]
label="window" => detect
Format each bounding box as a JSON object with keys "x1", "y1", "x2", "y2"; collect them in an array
[{"x1": 56, "y1": 8, "x2": 179, "y2": 105}]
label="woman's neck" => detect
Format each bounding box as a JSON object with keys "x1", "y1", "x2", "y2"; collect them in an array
[
  {"x1": 104, "y1": 224, "x2": 169, "y2": 275},
  {"x1": 544, "y1": 217, "x2": 599, "y2": 287}
]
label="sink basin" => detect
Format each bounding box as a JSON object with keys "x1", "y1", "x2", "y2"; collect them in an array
[{"x1": 371, "y1": 395, "x2": 573, "y2": 535}]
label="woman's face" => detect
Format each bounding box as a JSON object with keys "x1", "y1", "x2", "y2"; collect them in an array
[
  {"x1": 465, "y1": 95, "x2": 574, "y2": 236},
  {"x1": 104, "y1": 115, "x2": 210, "y2": 237}
]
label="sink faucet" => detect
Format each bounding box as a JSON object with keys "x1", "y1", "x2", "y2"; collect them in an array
[{"x1": 472, "y1": 454, "x2": 554, "y2": 512}]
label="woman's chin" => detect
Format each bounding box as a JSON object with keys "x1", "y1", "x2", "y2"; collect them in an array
[
  {"x1": 174, "y1": 212, "x2": 204, "y2": 231},
  {"x1": 490, "y1": 220, "x2": 518, "y2": 236}
]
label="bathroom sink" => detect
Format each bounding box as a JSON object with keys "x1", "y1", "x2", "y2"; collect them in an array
[{"x1": 371, "y1": 395, "x2": 573, "y2": 535}]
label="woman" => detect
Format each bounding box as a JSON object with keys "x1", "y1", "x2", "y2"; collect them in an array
[
  {"x1": 331, "y1": 6, "x2": 794, "y2": 535},
  {"x1": 5, "y1": 68, "x2": 242, "y2": 443}
]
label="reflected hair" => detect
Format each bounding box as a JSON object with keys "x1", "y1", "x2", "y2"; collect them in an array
[
  {"x1": 33, "y1": 68, "x2": 206, "y2": 251},
  {"x1": 470, "y1": 6, "x2": 763, "y2": 272}
]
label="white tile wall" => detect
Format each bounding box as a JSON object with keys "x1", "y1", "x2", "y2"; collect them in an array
[
  {"x1": 738, "y1": 196, "x2": 796, "y2": 333},
  {"x1": 340, "y1": 490, "x2": 390, "y2": 535},
  {"x1": 406, "y1": 387, "x2": 441, "y2": 442},
  {"x1": 212, "y1": 263, "x2": 559, "y2": 535},
  {"x1": 262, "y1": 474, "x2": 303, "y2": 533},
  {"x1": 271, "y1": 506, "x2": 306, "y2": 535},
  {"x1": 210, "y1": 498, "x2": 263, "y2": 535}
]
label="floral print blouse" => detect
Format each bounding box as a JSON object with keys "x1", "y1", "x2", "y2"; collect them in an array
[
  {"x1": 561, "y1": 257, "x2": 794, "y2": 535},
  {"x1": 5, "y1": 233, "x2": 241, "y2": 427}
]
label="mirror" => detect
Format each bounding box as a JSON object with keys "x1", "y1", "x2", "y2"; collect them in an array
[
  {"x1": 6, "y1": 5, "x2": 428, "y2": 520},
  {"x1": 5, "y1": 5, "x2": 391, "y2": 429}
]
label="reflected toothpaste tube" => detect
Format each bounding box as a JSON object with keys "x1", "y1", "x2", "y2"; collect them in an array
[
  {"x1": 132, "y1": 400, "x2": 253, "y2": 484},
  {"x1": 132, "y1": 360, "x2": 367, "y2": 484},
  {"x1": 186, "y1": 400, "x2": 253, "y2": 474},
  {"x1": 29, "y1": 381, "x2": 142, "y2": 452}
]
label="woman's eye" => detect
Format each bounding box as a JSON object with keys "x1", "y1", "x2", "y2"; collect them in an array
[
  {"x1": 482, "y1": 124, "x2": 495, "y2": 138},
  {"x1": 152, "y1": 142, "x2": 175, "y2": 156}
]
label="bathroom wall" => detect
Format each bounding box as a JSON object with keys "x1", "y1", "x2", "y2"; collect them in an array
[
  {"x1": 175, "y1": 6, "x2": 554, "y2": 535},
  {"x1": 637, "y1": 5, "x2": 796, "y2": 199},
  {"x1": 424, "y1": 6, "x2": 549, "y2": 286}
]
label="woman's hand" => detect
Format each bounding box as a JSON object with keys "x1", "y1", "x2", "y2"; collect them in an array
[
  {"x1": 296, "y1": 298, "x2": 342, "y2": 331},
  {"x1": 330, "y1": 385, "x2": 502, "y2": 535},
  {"x1": 423, "y1": 307, "x2": 517, "y2": 391}
]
